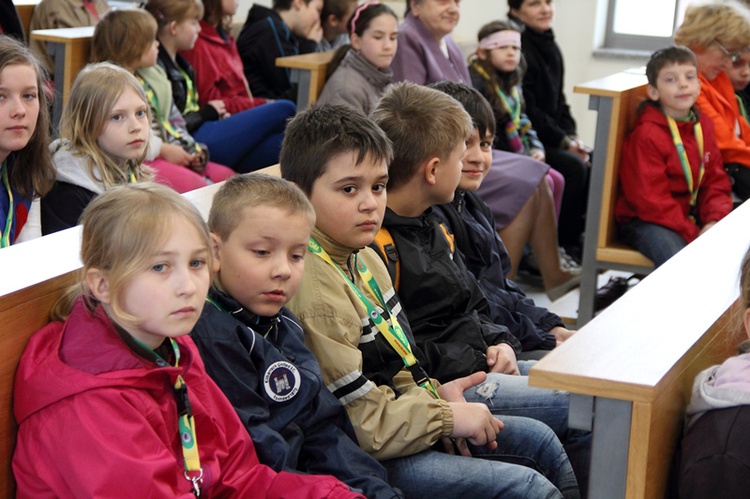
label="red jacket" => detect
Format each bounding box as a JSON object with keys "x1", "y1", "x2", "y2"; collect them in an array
[
  {"x1": 615, "y1": 105, "x2": 732, "y2": 243},
  {"x1": 696, "y1": 71, "x2": 750, "y2": 168},
  {"x1": 180, "y1": 21, "x2": 266, "y2": 116},
  {"x1": 13, "y1": 298, "x2": 361, "y2": 499}
]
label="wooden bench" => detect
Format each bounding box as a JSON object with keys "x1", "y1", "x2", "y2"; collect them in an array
[
  {"x1": 0, "y1": 166, "x2": 280, "y2": 497},
  {"x1": 29, "y1": 26, "x2": 94, "y2": 129},
  {"x1": 12, "y1": 0, "x2": 39, "y2": 39},
  {"x1": 574, "y1": 69, "x2": 655, "y2": 326},
  {"x1": 276, "y1": 51, "x2": 334, "y2": 110},
  {"x1": 529, "y1": 198, "x2": 750, "y2": 498}
]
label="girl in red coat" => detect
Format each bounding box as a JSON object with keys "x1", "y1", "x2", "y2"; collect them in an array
[
  {"x1": 13, "y1": 182, "x2": 361, "y2": 498},
  {"x1": 616, "y1": 46, "x2": 732, "y2": 267}
]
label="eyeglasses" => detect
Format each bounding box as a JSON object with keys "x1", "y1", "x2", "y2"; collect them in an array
[{"x1": 714, "y1": 39, "x2": 742, "y2": 64}]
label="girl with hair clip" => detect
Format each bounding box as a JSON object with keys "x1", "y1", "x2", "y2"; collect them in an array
[
  {"x1": 13, "y1": 182, "x2": 362, "y2": 497},
  {"x1": 145, "y1": 0, "x2": 289, "y2": 174},
  {"x1": 92, "y1": 8, "x2": 235, "y2": 187},
  {"x1": 180, "y1": 0, "x2": 297, "y2": 172},
  {"x1": 317, "y1": 2, "x2": 399, "y2": 115},
  {"x1": 40, "y1": 63, "x2": 153, "y2": 235},
  {"x1": 0, "y1": 36, "x2": 54, "y2": 246},
  {"x1": 678, "y1": 245, "x2": 750, "y2": 497}
]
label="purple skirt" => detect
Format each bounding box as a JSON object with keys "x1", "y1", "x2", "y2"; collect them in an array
[{"x1": 477, "y1": 149, "x2": 550, "y2": 230}]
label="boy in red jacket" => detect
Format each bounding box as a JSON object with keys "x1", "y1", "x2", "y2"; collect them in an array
[{"x1": 615, "y1": 45, "x2": 733, "y2": 267}]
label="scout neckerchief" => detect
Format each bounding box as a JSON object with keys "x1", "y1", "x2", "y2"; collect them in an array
[
  {"x1": 1, "y1": 160, "x2": 14, "y2": 248},
  {"x1": 136, "y1": 75, "x2": 202, "y2": 155},
  {"x1": 666, "y1": 111, "x2": 704, "y2": 222},
  {"x1": 177, "y1": 67, "x2": 200, "y2": 114},
  {"x1": 131, "y1": 336, "x2": 203, "y2": 496},
  {"x1": 470, "y1": 60, "x2": 530, "y2": 153},
  {"x1": 308, "y1": 237, "x2": 439, "y2": 399}
]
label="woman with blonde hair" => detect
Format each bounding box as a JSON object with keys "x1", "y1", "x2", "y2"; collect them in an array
[
  {"x1": 40, "y1": 62, "x2": 152, "y2": 234},
  {"x1": 674, "y1": 0, "x2": 750, "y2": 200}
]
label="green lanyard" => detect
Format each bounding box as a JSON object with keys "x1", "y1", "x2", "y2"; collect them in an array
[
  {"x1": 737, "y1": 95, "x2": 749, "y2": 123},
  {"x1": 666, "y1": 113, "x2": 704, "y2": 219},
  {"x1": 137, "y1": 75, "x2": 201, "y2": 154},
  {"x1": 131, "y1": 336, "x2": 203, "y2": 495},
  {"x1": 308, "y1": 238, "x2": 439, "y2": 399},
  {"x1": 178, "y1": 67, "x2": 200, "y2": 114},
  {"x1": 497, "y1": 87, "x2": 521, "y2": 130},
  {"x1": 1, "y1": 160, "x2": 14, "y2": 248}
]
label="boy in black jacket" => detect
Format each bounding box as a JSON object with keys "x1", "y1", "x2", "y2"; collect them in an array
[
  {"x1": 428, "y1": 80, "x2": 576, "y2": 357},
  {"x1": 190, "y1": 174, "x2": 401, "y2": 499},
  {"x1": 237, "y1": 0, "x2": 323, "y2": 100}
]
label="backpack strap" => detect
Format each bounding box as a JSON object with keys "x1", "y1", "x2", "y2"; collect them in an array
[{"x1": 372, "y1": 227, "x2": 401, "y2": 291}]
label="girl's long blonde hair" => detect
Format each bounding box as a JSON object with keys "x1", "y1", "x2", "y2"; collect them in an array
[
  {"x1": 59, "y1": 62, "x2": 153, "y2": 188},
  {"x1": 51, "y1": 182, "x2": 213, "y2": 323}
]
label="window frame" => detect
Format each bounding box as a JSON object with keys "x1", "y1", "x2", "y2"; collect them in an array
[{"x1": 604, "y1": 0, "x2": 682, "y2": 52}]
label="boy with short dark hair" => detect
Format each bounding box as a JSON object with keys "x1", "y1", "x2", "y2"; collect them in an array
[
  {"x1": 190, "y1": 173, "x2": 401, "y2": 499},
  {"x1": 615, "y1": 45, "x2": 732, "y2": 267},
  {"x1": 319, "y1": 0, "x2": 358, "y2": 51},
  {"x1": 284, "y1": 104, "x2": 581, "y2": 498},
  {"x1": 371, "y1": 82, "x2": 590, "y2": 493},
  {"x1": 237, "y1": 0, "x2": 324, "y2": 100}
]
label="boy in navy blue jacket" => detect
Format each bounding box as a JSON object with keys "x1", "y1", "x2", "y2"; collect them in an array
[
  {"x1": 428, "y1": 81, "x2": 576, "y2": 356},
  {"x1": 190, "y1": 174, "x2": 401, "y2": 499}
]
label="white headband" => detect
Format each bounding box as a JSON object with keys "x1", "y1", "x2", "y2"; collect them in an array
[{"x1": 478, "y1": 30, "x2": 521, "y2": 50}]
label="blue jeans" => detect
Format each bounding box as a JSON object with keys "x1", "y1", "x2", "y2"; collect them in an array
[
  {"x1": 619, "y1": 219, "x2": 687, "y2": 267},
  {"x1": 462, "y1": 363, "x2": 591, "y2": 498},
  {"x1": 192, "y1": 100, "x2": 296, "y2": 173},
  {"x1": 382, "y1": 415, "x2": 577, "y2": 498}
]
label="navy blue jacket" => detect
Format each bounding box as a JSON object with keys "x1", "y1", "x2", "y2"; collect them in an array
[
  {"x1": 378, "y1": 207, "x2": 521, "y2": 383},
  {"x1": 434, "y1": 191, "x2": 562, "y2": 351},
  {"x1": 190, "y1": 287, "x2": 401, "y2": 499}
]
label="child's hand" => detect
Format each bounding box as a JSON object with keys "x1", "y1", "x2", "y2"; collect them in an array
[
  {"x1": 160, "y1": 143, "x2": 192, "y2": 166},
  {"x1": 486, "y1": 343, "x2": 519, "y2": 375},
  {"x1": 448, "y1": 402, "x2": 503, "y2": 449},
  {"x1": 306, "y1": 22, "x2": 323, "y2": 43},
  {"x1": 568, "y1": 138, "x2": 591, "y2": 165},
  {"x1": 188, "y1": 151, "x2": 207, "y2": 174},
  {"x1": 699, "y1": 221, "x2": 717, "y2": 235},
  {"x1": 530, "y1": 149, "x2": 546, "y2": 162},
  {"x1": 550, "y1": 326, "x2": 576, "y2": 346},
  {"x1": 207, "y1": 100, "x2": 229, "y2": 119},
  {"x1": 437, "y1": 371, "x2": 488, "y2": 402}
]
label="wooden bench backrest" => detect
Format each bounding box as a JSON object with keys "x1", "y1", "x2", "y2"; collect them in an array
[
  {"x1": 275, "y1": 51, "x2": 335, "y2": 106},
  {"x1": 0, "y1": 166, "x2": 281, "y2": 497},
  {"x1": 574, "y1": 71, "x2": 654, "y2": 267},
  {"x1": 530, "y1": 198, "x2": 750, "y2": 497}
]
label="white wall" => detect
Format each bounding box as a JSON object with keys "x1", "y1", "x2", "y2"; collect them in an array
[{"x1": 235, "y1": 0, "x2": 648, "y2": 146}]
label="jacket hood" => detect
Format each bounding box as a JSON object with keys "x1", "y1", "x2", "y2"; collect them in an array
[
  {"x1": 50, "y1": 139, "x2": 106, "y2": 194},
  {"x1": 685, "y1": 353, "x2": 750, "y2": 429},
  {"x1": 14, "y1": 298, "x2": 191, "y2": 424},
  {"x1": 246, "y1": 4, "x2": 278, "y2": 26},
  {"x1": 343, "y1": 50, "x2": 393, "y2": 88}
]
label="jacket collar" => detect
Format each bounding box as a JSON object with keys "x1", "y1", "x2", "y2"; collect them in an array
[{"x1": 206, "y1": 286, "x2": 280, "y2": 337}]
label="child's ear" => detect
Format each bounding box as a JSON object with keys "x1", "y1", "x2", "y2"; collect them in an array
[
  {"x1": 351, "y1": 33, "x2": 362, "y2": 51},
  {"x1": 476, "y1": 48, "x2": 488, "y2": 61},
  {"x1": 646, "y1": 84, "x2": 660, "y2": 102},
  {"x1": 86, "y1": 268, "x2": 111, "y2": 304},
  {"x1": 167, "y1": 20, "x2": 179, "y2": 36},
  {"x1": 423, "y1": 156, "x2": 442, "y2": 186},
  {"x1": 210, "y1": 232, "x2": 223, "y2": 273},
  {"x1": 326, "y1": 13, "x2": 340, "y2": 29},
  {"x1": 292, "y1": 0, "x2": 304, "y2": 11}
]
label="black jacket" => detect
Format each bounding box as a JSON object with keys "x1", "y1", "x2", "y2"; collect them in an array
[
  {"x1": 679, "y1": 405, "x2": 750, "y2": 498},
  {"x1": 236, "y1": 4, "x2": 318, "y2": 100},
  {"x1": 378, "y1": 207, "x2": 521, "y2": 383},
  {"x1": 156, "y1": 44, "x2": 219, "y2": 133},
  {"x1": 435, "y1": 191, "x2": 562, "y2": 351},
  {"x1": 190, "y1": 287, "x2": 401, "y2": 499},
  {"x1": 512, "y1": 14, "x2": 577, "y2": 149},
  {"x1": 0, "y1": 0, "x2": 25, "y2": 40}
]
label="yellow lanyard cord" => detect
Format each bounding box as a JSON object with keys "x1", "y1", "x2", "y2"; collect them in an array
[
  {"x1": 308, "y1": 238, "x2": 439, "y2": 399},
  {"x1": 666, "y1": 113, "x2": 704, "y2": 219}
]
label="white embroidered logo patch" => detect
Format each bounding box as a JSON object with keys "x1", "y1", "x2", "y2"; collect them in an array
[{"x1": 263, "y1": 361, "x2": 301, "y2": 402}]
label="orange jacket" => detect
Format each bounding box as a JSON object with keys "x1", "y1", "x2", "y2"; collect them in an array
[{"x1": 696, "y1": 71, "x2": 750, "y2": 167}]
